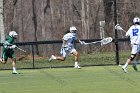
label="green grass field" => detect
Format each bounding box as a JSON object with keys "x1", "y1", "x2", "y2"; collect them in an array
[
  {"x1": 0, "y1": 65, "x2": 140, "y2": 93},
  {"x1": 0, "y1": 51, "x2": 131, "y2": 69}
]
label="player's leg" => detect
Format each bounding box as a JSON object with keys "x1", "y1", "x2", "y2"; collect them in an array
[
  {"x1": 132, "y1": 60, "x2": 138, "y2": 71},
  {"x1": 9, "y1": 58, "x2": 18, "y2": 74},
  {"x1": 0, "y1": 51, "x2": 8, "y2": 64},
  {"x1": 132, "y1": 45, "x2": 140, "y2": 71},
  {"x1": 9, "y1": 51, "x2": 18, "y2": 74},
  {"x1": 122, "y1": 54, "x2": 136, "y2": 72},
  {"x1": 49, "y1": 55, "x2": 65, "y2": 61},
  {"x1": 132, "y1": 53, "x2": 139, "y2": 71},
  {"x1": 72, "y1": 49, "x2": 81, "y2": 69},
  {"x1": 49, "y1": 48, "x2": 66, "y2": 61},
  {"x1": 122, "y1": 45, "x2": 137, "y2": 73}
]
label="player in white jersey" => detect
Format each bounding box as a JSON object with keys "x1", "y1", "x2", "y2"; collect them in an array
[
  {"x1": 122, "y1": 17, "x2": 140, "y2": 73},
  {"x1": 49, "y1": 26, "x2": 85, "y2": 69}
]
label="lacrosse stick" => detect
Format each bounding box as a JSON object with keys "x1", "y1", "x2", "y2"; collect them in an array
[
  {"x1": 83, "y1": 37, "x2": 113, "y2": 45},
  {"x1": 115, "y1": 24, "x2": 126, "y2": 32},
  {"x1": 16, "y1": 46, "x2": 26, "y2": 53}
]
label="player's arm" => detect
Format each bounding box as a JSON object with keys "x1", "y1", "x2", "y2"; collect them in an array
[
  {"x1": 125, "y1": 27, "x2": 131, "y2": 38},
  {"x1": 3, "y1": 39, "x2": 16, "y2": 49},
  {"x1": 62, "y1": 34, "x2": 70, "y2": 48},
  {"x1": 76, "y1": 38, "x2": 86, "y2": 45},
  {"x1": 125, "y1": 32, "x2": 130, "y2": 38},
  {"x1": 62, "y1": 39, "x2": 67, "y2": 47}
]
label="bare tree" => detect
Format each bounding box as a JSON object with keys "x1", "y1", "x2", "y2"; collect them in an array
[
  {"x1": 3, "y1": 0, "x2": 140, "y2": 56},
  {"x1": 32, "y1": 0, "x2": 39, "y2": 55},
  {"x1": 0, "y1": 0, "x2": 5, "y2": 43}
]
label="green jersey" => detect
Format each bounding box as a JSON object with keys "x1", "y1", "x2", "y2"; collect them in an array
[
  {"x1": 2, "y1": 35, "x2": 15, "y2": 61},
  {"x1": 3, "y1": 35, "x2": 15, "y2": 49},
  {"x1": 6, "y1": 35, "x2": 14, "y2": 43}
]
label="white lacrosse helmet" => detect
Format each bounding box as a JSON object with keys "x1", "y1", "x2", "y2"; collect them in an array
[
  {"x1": 9, "y1": 31, "x2": 18, "y2": 37},
  {"x1": 70, "y1": 26, "x2": 77, "y2": 33},
  {"x1": 133, "y1": 17, "x2": 140, "y2": 24}
]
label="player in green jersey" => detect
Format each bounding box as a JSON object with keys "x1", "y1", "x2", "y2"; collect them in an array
[{"x1": 0, "y1": 31, "x2": 18, "y2": 74}]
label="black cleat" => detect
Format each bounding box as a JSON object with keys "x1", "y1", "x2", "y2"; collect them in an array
[{"x1": 132, "y1": 65, "x2": 138, "y2": 71}]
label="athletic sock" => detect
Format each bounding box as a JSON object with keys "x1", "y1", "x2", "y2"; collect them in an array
[
  {"x1": 75, "y1": 62, "x2": 78, "y2": 66},
  {"x1": 13, "y1": 67, "x2": 16, "y2": 72},
  {"x1": 133, "y1": 60, "x2": 138, "y2": 66},
  {"x1": 123, "y1": 63, "x2": 128, "y2": 68}
]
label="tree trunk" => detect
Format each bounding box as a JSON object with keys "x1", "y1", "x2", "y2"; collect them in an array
[
  {"x1": 0, "y1": 0, "x2": 5, "y2": 56},
  {"x1": 0, "y1": 0, "x2": 5, "y2": 43},
  {"x1": 81, "y1": 0, "x2": 86, "y2": 38},
  {"x1": 32, "y1": 0, "x2": 39, "y2": 55},
  {"x1": 103, "y1": 0, "x2": 114, "y2": 37}
]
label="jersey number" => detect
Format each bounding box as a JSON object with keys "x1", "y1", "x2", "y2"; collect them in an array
[{"x1": 133, "y1": 28, "x2": 139, "y2": 36}]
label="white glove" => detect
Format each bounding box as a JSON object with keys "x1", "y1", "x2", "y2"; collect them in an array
[
  {"x1": 79, "y1": 41, "x2": 87, "y2": 45},
  {"x1": 11, "y1": 45, "x2": 17, "y2": 49},
  {"x1": 63, "y1": 45, "x2": 71, "y2": 50}
]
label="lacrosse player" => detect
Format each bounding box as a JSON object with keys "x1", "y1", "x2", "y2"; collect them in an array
[
  {"x1": 49, "y1": 26, "x2": 85, "y2": 69},
  {"x1": 121, "y1": 17, "x2": 140, "y2": 73},
  {"x1": 0, "y1": 31, "x2": 18, "y2": 74}
]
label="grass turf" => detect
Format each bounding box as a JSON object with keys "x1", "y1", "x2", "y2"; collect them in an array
[
  {"x1": 0, "y1": 65, "x2": 140, "y2": 93},
  {"x1": 0, "y1": 51, "x2": 130, "y2": 69}
]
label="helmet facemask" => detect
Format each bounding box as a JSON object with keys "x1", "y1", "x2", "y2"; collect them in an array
[
  {"x1": 70, "y1": 26, "x2": 77, "y2": 35},
  {"x1": 133, "y1": 17, "x2": 140, "y2": 25}
]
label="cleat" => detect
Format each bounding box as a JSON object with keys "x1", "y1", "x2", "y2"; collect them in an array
[
  {"x1": 12, "y1": 71, "x2": 18, "y2": 74},
  {"x1": 49, "y1": 55, "x2": 55, "y2": 62},
  {"x1": 132, "y1": 65, "x2": 138, "y2": 71},
  {"x1": 121, "y1": 66, "x2": 127, "y2": 73},
  {"x1": 77, "y1": 66, "x2": 81, "y2": 69},
  {"x1": 74, "y1": 65, "x2": 81, "y2": 69}
]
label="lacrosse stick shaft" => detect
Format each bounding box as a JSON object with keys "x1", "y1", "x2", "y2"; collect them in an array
[
  {"x1": 84, "y1": 37, "x2": 112, "y2": 45},
  {"x1": 122, "y1": 30, "x2": 126, "y2": 32},
  {"x1": 115, "y1": 24, "x2": 126, "y2": 32},
  {"x1": 16, "y1": 47, "x2": 26, "y2": 52},
  {"x1": 84, "y1": 41, "x2": 99, "y2": 45},
  {"x1": 88, "y1": 41, "x2": 101, "y2": 44}
]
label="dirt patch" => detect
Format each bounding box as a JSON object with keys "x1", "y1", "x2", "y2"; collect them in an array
[{"x1": 16, "y1": 54, "x2": 47, "y2": 61}]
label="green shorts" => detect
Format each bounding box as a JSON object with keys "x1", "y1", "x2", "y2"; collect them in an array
[{"x1": 2, "y1": 48, "x2": 15, "y2": 61}]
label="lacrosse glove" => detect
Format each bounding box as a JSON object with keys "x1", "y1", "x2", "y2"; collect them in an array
[{"x1": 11, "y1": 45, "x2": 17, "y2": 49}]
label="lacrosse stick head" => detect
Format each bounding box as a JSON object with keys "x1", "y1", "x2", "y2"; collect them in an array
[
  {"x1": 115, "y1": 24, "x2": 124, "y2": 31},
  {"x1": 101, "y1": 37, "x2": 113, "y2": 45}
]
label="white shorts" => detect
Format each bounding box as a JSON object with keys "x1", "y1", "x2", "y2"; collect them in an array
[
  {"x1": 131, "y1": 44, "x2": 140, "y2": 54},
  {"x1": 60, "y1": 47, "x2": 76, "y2": 58}
]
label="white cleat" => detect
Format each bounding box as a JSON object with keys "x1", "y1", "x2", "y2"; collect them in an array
[
  {"x1": 12, "y1": 71, "x2": 18, "y2": 74},
  {"x1": 121, "y1": 66, "x2": 127, "y2": 73},
  {"x1": 49, "y1": 55, "x2": 55, "y2": 62},
  {"x1": 74, "y1": 65, "x2": 81, "y2": 69}
]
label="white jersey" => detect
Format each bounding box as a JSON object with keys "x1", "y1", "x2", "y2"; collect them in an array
[
  {"x1": 126, "y1": 25, "x2": 140, "y2": 45},
  {"x1": 60, "y1": 33, "x2": 77, "y2": 58},
  {"x1": 63, "y1": 33, "x2": 77, "y2": 48}
]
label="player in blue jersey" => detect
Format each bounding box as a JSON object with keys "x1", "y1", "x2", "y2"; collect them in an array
[{"x1": 49, "y1": 26, "x2": 85, "y2": 69}]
